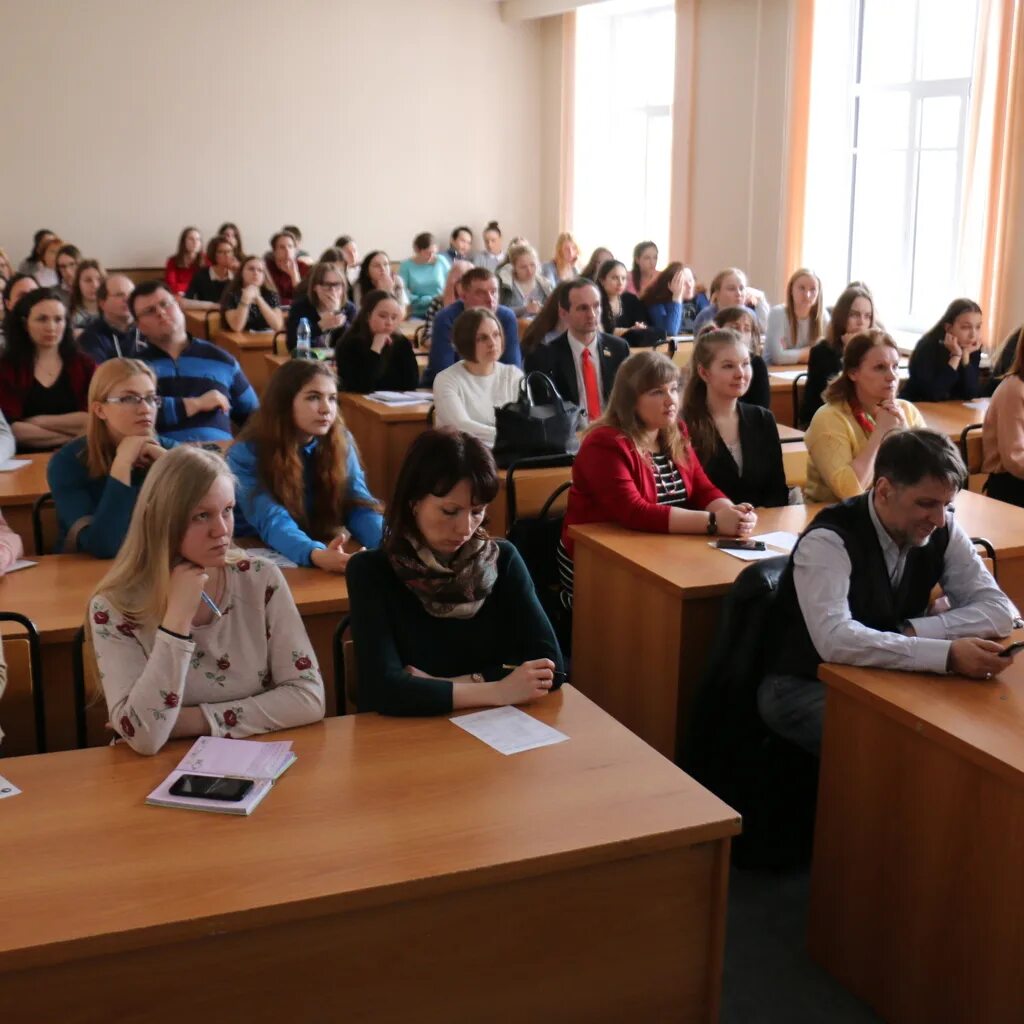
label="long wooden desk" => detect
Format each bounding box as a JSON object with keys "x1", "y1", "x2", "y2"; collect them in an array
[
  {"x1": 0, "y1": 555, "x2": 349, "y2": 755},
  {"x1": 0, "y1": 453, "x2": 50, "y2": 555},
  {"x1": 916, "y1": 399, "x2": 986, "y2": 441},
  {"x1": 183, "y1": 307, "x2": 221, "y2": 341},
  {"x1": 0, "y1": 686, "x2": 739, "y2": 1023},
  {"x1": 569, "y1": 489, "x2": 1024, "y2": 760},
  {"x1": 217, "y1": 330, "x2": 276, "y2": 395},
  {"x1": 809, "y1": 652, "x2": 1024, "y2": 1023}
]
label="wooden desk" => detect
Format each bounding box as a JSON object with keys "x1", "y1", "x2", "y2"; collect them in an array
[
  {"x1": 218, "y1": 330, "x2": 276, "y2": 395},
  {"x1": 0, "y1": 555, "x2": 349, "y2": 755},
  {"x1": 809, "y1": 654, "x2": 1024, "y2": 1023},
  {"x1": 0, "y1": 686, "x2": 739, "y2": 1023},
  {"x1": 0, "y1": 453, "x2": 51, "y2": 555},
  {"x1": 184, "y1": 308, "x2": 221, "y2": 341},
  {"x1": 340, "y1": 393, "x2": 433, "y2": 504},
  {"x1": 569, "y1": 489, "x2": 1024, "y2": 760},
  {"x1": 489, "y1": 463, "x2": 573, "y2": 537},
  {"x1": 917, "y1": 399, "x2": 986, "y2": 441}
]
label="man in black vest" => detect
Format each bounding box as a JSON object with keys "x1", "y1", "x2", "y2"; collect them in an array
[{"x1": 760, "y1": 428, "x2": 1018, "y2": 755}]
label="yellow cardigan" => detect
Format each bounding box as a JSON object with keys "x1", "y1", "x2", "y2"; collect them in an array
[{"x1": 804, "y1": 399, "x2": 926, "y2": 503}]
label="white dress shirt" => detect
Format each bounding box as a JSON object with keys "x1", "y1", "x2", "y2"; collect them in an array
[
  {"x1": 793, "y1": 492, "x2": 1018, "y2": 674},
  {"x1": 567, "y1": 331, "x2": 603, "y2": 422}
]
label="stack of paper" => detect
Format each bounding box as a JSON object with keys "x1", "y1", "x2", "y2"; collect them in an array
[
  {"x1": 366, "y1": 391, "x2": 433, "y2": 405},
  {"x1": 145, "y1": 736, "x2": 296, "y2": 816}
]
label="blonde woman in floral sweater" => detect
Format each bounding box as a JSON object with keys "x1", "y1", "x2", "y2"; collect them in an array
[{"x1": 90, "y1": 445, "x2": 325, "y2": 755}]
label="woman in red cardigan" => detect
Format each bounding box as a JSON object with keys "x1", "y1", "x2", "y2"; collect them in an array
[{"x1": 558, "y1": 349, "x2": 757, "y2": 602}]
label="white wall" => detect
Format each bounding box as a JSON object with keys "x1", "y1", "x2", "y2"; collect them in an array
[{"x1": 0, "y1": 0, "x2": 553, "y2": 268}]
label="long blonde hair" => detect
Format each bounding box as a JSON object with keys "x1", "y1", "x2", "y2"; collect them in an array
[
  {"x1": 785, "y1": 267, "x2": 825, "y2": 348},
  {"x1": 85, "y1": 359, "x2": 158, "y2": 477},
  {"x1": 593, "y1": 349, "x2": 687, "y2": 462},
  {"x1": 552, "y1": 231, "x2": 579, "y2": 273},
  {"x1": 93, "y1": 446, "x2": 244, "y2": 626},
  {"x1": 683, "y1": 329, "x2": 747, "y2": 464}
]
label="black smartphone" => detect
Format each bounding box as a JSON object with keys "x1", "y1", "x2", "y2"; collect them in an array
[
  {"x1": 169, "y1": 774, "x2": 254, "y2": 801},
  {"x1": 999, "y1": 641, "x2": 1024, "y2": 658},
  {"x1": 715, "y1": 539, "x2": 766, "y2": 552}
]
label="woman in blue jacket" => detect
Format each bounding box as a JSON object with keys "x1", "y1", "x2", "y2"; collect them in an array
[
  {"x1": 228, "y1": 359, "x2": 383, "y2": 572},
  {"x1": 48, "y1": 358, "x2": 177, "y2": 557},
  {"x1": 640, "y1": 262, "x2": 693, "y2": 336}
]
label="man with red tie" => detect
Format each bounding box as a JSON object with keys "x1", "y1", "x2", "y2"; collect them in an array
[{"x1": 523, "y1": 278, "x2": 630, "y2": 424}]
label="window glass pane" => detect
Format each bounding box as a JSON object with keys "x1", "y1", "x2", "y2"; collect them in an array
[
  {"x1": 859, "y1": 0, "x2": 916, "y2": 84},
  {"x1": 919, "y1": 94, "x2": 961, "y2": 148},
  {"x1": 856, "y1": 92, "x2": 910, "y2": 149},
  {"x1": 918, "y1": 1, "x2": 978, "y2": 81},
  {"x1": 910, "y1": 150, "x2": 959, "y2": 320}
]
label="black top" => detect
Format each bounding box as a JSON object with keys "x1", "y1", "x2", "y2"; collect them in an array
[
  {"x1": 602, "y1": 291, "x2": 647, "y2": 334},
  {"x1": 900, "y1": 335, "x2": 981, "y2": 402},
  {"x1": 24, "y1": 369, "x2": 77, "y2": 418},
  {"x1": 697, "y1": 403, "x2": 789, "y2": 508},
  {"x1": 221, "y1": 288, "x2": 281, "y2": 332},
  {"x1": 185, "y1": 268, "x2": 231, "y2": 305},
  {"x1": 740, "y1": 355, "x2": 771, "y2": 411},
  {"x1": 523, "y1": 331, "x2": 630, "y2": 410},
  {"x1": 346, "y1": 540, "x2": 565, "y2": 716},
  {"x1": 335, "y1": 331, "x2": 420, "y2": 393},
  {"x1": 286, "y1": 295, "x2": 358, "y2": 351},
  {"x1": 799, "y1": 341, "x2": 841, "y2": 427}
]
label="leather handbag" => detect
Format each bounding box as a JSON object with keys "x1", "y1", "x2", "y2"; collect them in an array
[{"x1": 493, "y1": 372, "x2": 581, "y2": 463}]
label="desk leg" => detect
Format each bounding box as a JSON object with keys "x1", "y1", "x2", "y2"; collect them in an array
[
  {"x1": 771, "y1": 388, "x2": 795, "y2": 428},
  {"x1": 5, "y1": 506, "x2": 34, "y2": 556},
  {"x1": 809, "y1": 686, "x2": 1024, "y2": 1024}
]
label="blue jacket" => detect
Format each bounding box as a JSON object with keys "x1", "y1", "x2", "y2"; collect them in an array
[
  {"x1": 423, "y1": 301, "x2": 522, "y2": 386},
  {"x1": 78, "y1": 319, "x2": 144, "y2": 363},
  {"x1": 646, "y1": 301, "x2": 683, "y2": 336},
  {"x1": 227, "y1": 434, "x2": 384, "y2": 567},
  {"x1": 48, "y1": 435, "x2": 178, "y2": 557}
]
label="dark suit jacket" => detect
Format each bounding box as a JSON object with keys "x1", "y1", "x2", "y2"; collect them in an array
[
  {"x1": 523, "y1": 331, "x2": 630, "y2": 409},
  {"x1": 696, "y1": 402, "x2": 789, "y2": 508}
]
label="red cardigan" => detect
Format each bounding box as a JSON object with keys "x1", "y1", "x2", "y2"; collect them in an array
[
  {"x1": 164, "y1": 256, "x2": 204, "y2": 297},
  {"x1": 561, "y1": 425, "x2": 727, "y2": 556},
  {"x1": 0, "y1": 352, "x2": 95, "y2": 423}
]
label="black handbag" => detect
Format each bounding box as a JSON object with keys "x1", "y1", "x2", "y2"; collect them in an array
[{"x1": 493, "y1": 372, "x2": 581, "y2": 463}]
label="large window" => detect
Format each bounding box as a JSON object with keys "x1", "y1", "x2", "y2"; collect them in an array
[
  {"x1": 572, "y1": 0, "x2": 675, "y2": 264},
  {"x1": 803, "y1": 0, "x2": 980, "y2": 331}
]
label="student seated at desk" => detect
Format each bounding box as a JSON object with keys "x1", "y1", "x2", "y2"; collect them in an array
[
  {"x1": 982, "y1": 335, "x2": 1024, "y2": 506},
  {"x1": 625, "y1": 240, "x2": 658, "y2": 296},
  {"x1": 759, "y1": 429, "x2": 1017, "y2": 755},
  {"x1": 347, "y1": 427, "x2": 563, "y2": 715},
  {"x1": 986, "y1": 324, "x2": 1024, "y2": 390},
  {"x1": 91, "y1": 445, "x2": 325, "y2": 755},
  {"x1": 558, "y1": 350, "x2": 758, "y2": 603},
  {"x1": 519, "y1": 282, "x2": 572, "y2": 357},
  {"x1": 499, "y1": 241, "x2": 553, "y2": 318},
  {"x1": 799, "y1": 285, "x2": 876, "y2": 427},
  {"x1": 49, "y1": 359, "x2": 176, "y2": 557},
  {"x1": 691, "y1": 267, "x2": 769, "y2": 334},
  {"x1": 764, "y1": 268, "x2": 828, "y2": 366},
  {"x1": 709, "y1": 305, "x2": 771, "y2": 410},
  {"x1": 227, "y1": 359, "x2": 383, "y2": 572},
  {"x1": 423, "y1": 259, "x2": 472, "y2": 344},
  {"x1": 164, "y1": 226, "x2": 204, "y2": 297},
  {"x1": 804, "y1": 330, "x2": 925, "y2": 504},
  {"x1": 69, "y1": 258, "x2": 104, "y2": 334},
  {"x1": 181, "y1": 234, "x2": 234, "y2": 310},
  {"x1": 900, "y1": 298, "x2": 984, "y2": 403},
  {"x1": 355, "y1": 250, "x2": 410, "y2": 314},
  {"x1": 540, "y1": 231, "x2": 580, "y2": 287},
  {"x1": 683, "y1": 329, "x2": 788, "y2": 508},
  {"x1": 399, "y1": 232, "x2": 451, "y2": 318},
  {"x1": 640, "y1": 261, "x2": 690, "y2": 337},
  {"x1": 433, "y1": 308, "x2": 524, "y2": 446},
  {"x1": 0, "y1": 288, "x2": 94, "y2": 452},
  {"x1": 579, "y1": 246, "x2": 613, "y2": 283},
  {"x1": 16, "y1": 228, "x2": 57, "y2": 281},
  {"x1": 77, "y1": 275, "x2": 141, "y2": 363},
  {"x1": 286, "y1": 260, "x2": 356, "y2": 351},
  {"x1": 265, "y1": 230, "x2": 311, "y2": 306},
  {"x1": 219, "y1": 255, "x2": 284, "y2": 334},
  {"x1": 335, "y1": 291, "x2": 420, "y2": 394},
  {"x1": 596, "y1": 260, "x2": 647, "y2": 337}
]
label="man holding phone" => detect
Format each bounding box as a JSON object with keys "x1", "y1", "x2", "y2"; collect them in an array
[{"x1": 759, "y1": 429, "x2": 1019, "y2": 756}]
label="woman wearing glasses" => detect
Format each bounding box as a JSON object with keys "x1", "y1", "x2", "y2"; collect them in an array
[
  {"x1": 48, "y1": 359, "x2": 177, "y2": 557},
  {"x1": 285, "y1": 260, "x2": 357, "y2": 351}
]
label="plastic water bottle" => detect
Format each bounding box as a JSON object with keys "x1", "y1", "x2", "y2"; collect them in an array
[{"x1": 296, "y1": 317, "x2": 311, "y2": 354}]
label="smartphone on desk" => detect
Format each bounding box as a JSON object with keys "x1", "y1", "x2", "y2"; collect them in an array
[
  {"x1": 999, "y1": 641, "x2": 1024, "y2": 658},
  {"x1": 169, "y1": 774, "x2": 254, "y2": 802},
  {"x1": 715, "y1": 539, "x2": 766, "y2": 552}
]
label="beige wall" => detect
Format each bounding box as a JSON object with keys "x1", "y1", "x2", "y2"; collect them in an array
[{"x1": 0, "y1": 0, "x2": 554, "y2": 268}]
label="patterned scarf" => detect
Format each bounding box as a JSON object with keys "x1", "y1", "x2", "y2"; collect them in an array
[
  {"x1": 849, "y1": 398, "x2": 876, "y2": 437},
  {"x1": 388, "y1": 533, "x2": 500, "y2": 619}
]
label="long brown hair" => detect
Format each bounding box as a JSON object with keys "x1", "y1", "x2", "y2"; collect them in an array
[
  {"x1": 85, "y1": 359, "x2": 158, "y2": 477},
  {"x1": 70, "y1": 258, "x2": 106, "y2": 315},
  {"x1": 785, "y1": 268, "x2": 825, "y2": 348},
  {"x1": 640, "y1": 261, "x2": 684, "y2": 306},
  {"x1": 1006, "y1": 325, "x2": 1024, "y2": 380},
  {"x1": 236, "y1": 360, "x2": 374, "y2": 540},
  {"x1": 172, "y1": 226, "x2": 203, "y2": 270},
  {"x1": 594, "y1": 349, "x2": 687, "y2": 462},
  {"x1": 822, "y1": 329, "x2": 899, "y2": 406},
  {"x1": 825, "y1": 286, "x2": 874, "y2": 353},
  {"x1": 713, "y1": 305, "x2": 764, "y2": 357},
  {"x1": 521, "y1": 281, "x2": 572, "y2": 355},
  {"x1": 682, "y1": 329, "x2": 747, "y2": 464}
]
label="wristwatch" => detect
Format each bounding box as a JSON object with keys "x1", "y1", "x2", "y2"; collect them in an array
[{"x1": 706, "y1": 511, "x2": 718, "y2": 536}]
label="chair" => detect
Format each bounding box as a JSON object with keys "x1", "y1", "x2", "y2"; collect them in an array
[
  {"x1": 0, "y1": 612, "x2": 45, "y2": 754},
  {"x1": 960, "y1": 422, "x2": 984, "y2": 473},
  {"x1": 791, "y1": 372, "x2": 808, "y2": 426},
  {"x1": 505, "y1": 453, "x2": 575, "y2": 530},
  {"x1": 971, "y1": 537, "x2": 997, "y2": 580},
  {"x1": 203, "y1": 309, "x2": 222, "y2": 341},
  {"x1": 31, "y1": 492, "x2": 58, "y2": 555},
  {"x1": 71, "y1": 624, "x2": 99, "y2": 748},
  {"x1": 331, "y1": 615, "x2": 357, "y2": 715},
  {"x1": 413, "y1": 323, "x2": 428, "y2": 349},
  {"x1": 272, "y1": 330, "x2": 288, "y2": 355},
  {"x1": 683, "y1": 557, "x2": 819, "y2": 868},
  {"x1": 507, "y1": 479, "x2": 574, "y2": 656}
]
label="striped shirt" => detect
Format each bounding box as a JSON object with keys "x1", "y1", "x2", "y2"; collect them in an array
[{"x1": 557, "y1": 451, "x2": 689, "y2": 605}]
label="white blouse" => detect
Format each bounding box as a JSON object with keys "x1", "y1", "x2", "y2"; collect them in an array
[{"x1": 432, "y1": 361, "x2": 525, "y2": 446}]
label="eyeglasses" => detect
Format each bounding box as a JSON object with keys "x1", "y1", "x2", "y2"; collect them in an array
[
  {"x1": 319, "y1": 280, "x2": 345, "y2": 290},
  {"x1": 136, "y1": 297, "x2": 176, "y2": 318},
  {"x1": 104, "y1": 394, "x2": 163, "y2": 408}
]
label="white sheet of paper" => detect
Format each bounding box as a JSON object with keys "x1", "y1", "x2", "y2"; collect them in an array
[
  {"x1": 963, "y1": 399, "x2": 990, "y2": 411},
  {"x1": 5, "y1": 560, "x2": 37, "y2": 574},
  {"x1": 709, "y1": 541, "x2": 782, "y2": 562},
  {"x1": 366, "y1": 391, "x2": 432, "y2": 405},
  {"x1": 769, "y1": 369, "x2": 805, "y2": 381},
  {"x1": 0, "y1": 774, "x2": 22, "y2": 799},
  {"x1": 752, "y1": 531, "x2": 799, "y2": 553},
  {"x1": 242, "y1": 547, "x2": 298, "y2": 569},
  {"x1": 0, "y1": 459, "x2": 30, "y2": 471},
  {"x1": 450, "y1": 706, "x2": 569, "y2": 755},
  {"x1": 174, "y1": 736, "x2": 295, "y2": 779}
]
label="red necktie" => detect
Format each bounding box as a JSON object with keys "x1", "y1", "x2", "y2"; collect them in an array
[{"x1": 581, "y1": 346, "x2": 600, "y2": 420}]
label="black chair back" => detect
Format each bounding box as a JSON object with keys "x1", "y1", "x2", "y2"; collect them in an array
[{"x1": 0, "y1": 612, "x2": 45, "y2": 754}]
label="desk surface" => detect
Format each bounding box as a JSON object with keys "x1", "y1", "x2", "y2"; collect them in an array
[
  {"x1": 0, "y1": 685, "x2": 738, "y2": 971},
  {"x1": 218, "y1": 329, "x2": 276, "y2": 350},
  {"x1": 0, "y1": 453, "x2": 50, "y2": 506},
  {"x1": 340, "y1": 391, "x2": 433, "y2": 422},
  {"x1": 916, "y1": 399, "x2": 986, "y2": 440}
]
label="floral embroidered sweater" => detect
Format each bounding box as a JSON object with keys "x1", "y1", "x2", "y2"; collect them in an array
[{"x1": 90, "y1": 557, "x2": 325, "y2": 755}]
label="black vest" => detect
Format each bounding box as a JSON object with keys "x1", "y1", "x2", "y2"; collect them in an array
[{"x1": 773, "y1": 493, "x2": 950, "y2": 679}]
